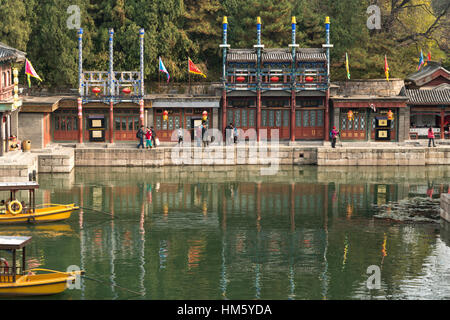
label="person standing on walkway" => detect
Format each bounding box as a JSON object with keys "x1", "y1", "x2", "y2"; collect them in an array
[
  {"x1": 137, "y1": 125, "x2": 145, "y2": 149},
  {"x1": 177, "y1": 127, "x2": 183, "y2": 145},
  {"x1": 145, "y1": 127, "x2": 153, "y2": 149},
  {"x1": 428, "y1": 126, "x2": 436, "y2": 147},
  {"x1": 225, "y1": 123, "x2": 233, "y2": 145},
  {"x1": 331, "y1": 126, "x2": 339, "y2": 148},
  {"x1": 151, "y1": 126, "x2": 157, "y2": 148},
  {"x1": 202, "y1": 123, "x2": 208, "y2": 147},
  {"x1": 233, "y1": 126, "x2": 238, "y2": 144}
]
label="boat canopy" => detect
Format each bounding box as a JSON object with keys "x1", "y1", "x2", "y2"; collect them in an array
[
  {"x1": 0, "y1": 182, "x2": 39, "y2": 191},
  {"x1": 0, "y1": 236, "x2": 32, "y2": 250}
]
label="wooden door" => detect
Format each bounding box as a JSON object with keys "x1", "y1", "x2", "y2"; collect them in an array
[
  {"x1": 114, "y1": 115, "x2": 139, "y2": 141},
  {"x1": 53, "y1": 113, "x2": 78, "y2": 141},
  {"x1": 341, "y1": 111, "x2": 367, "y2": 140}
]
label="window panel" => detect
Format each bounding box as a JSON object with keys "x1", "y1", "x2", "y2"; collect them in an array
[
  {"x1": 262, "y1": 110, "x2": 267, "y2": 127},
  {"x1": 296, "y1": 111, "x2": 302, "y2": 127},
  {"x1": 310, "y1": 111, "x2": 316, "y2": 127},
  {"x1": 242, "y1": 109, "x2": 248, "y2": 127},
  {"x1": 283, "y1": 110, "x2": 289, "y2": 127},
  {"x1": 341, "y1": 117, "x2": 347, "y2": 130},
  {"x1": 227, "y1": 110, "x2": 234, "y2": 126},
  {"x1": 67, "y1": 117, "x2": 72, "y2": 131},
  {"x1": 186, "y1": 116, "x2": 191, "y2": 129},
  {"x1": 249, "y1": 110, "x2": 256, "y2": 127},
  {"x1": 134, "y1": 117, "x2": 139, "y2": 131},
  {"x1": 156, "y1": 117, "x2": 162, "y2": 130},
  {"x1": 122, "y1": 118, "x2": 127, "y2": 131},
  {"x1": 55, "y1": 116, "x2": 60, "y2": 130},
  {"x1": 73, "y1": 117, "x2": 78, "y2": 130},
  {"x1": 162, "y1": 117, "x2": 168, "y2": 130},
  {"x1": 275, "y1": 110, "x2": 282, "y2": 127},
  {"x1": 235, "y1": 110, "x2": 241, "y2": 127},
  {"x1": 317, "y1": 111, "x2": 324, "y2": 127},
  {"x1": 175, "y1": 116, "x2": 180, "y2": 129},
  {"x1": 168, "y1": 117, "x2": 174, "y2": 130},
  {"x1": 115, "y1": 118, "x2": 121, "y2": 131},
  {"x1": 268, "y1": 110, "x2": 274, "y2": 127},
  {"x1": 303, "y1": 111, "x2": 309, "y2": 127}
]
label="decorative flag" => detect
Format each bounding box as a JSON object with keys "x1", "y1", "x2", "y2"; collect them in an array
[
  {"x1": 384, "y1": 55, "x2": 390, "y2": 82},
  {"x1": 159, "y1": 57, "x2": 170, "y2": 83},
  {"x1": 188, "y1": 58, "x2": 206, "y2": 78},
  {"x1": 345, "y1": 52, "x2": 350, "y2": 80},
  {"x1": 418, "y1": 50, "x2": 425, "y2": 70},
  {"x1": 25, "y1": 59, "x2": 42, "y2": 88},
  {"x1": 426, "y1": 51, "x2": 431, "y2": 65}
]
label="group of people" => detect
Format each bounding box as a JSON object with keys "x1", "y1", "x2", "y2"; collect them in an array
[{"x1": 137, "y1": 126, "x2": 158, "y2": 149}]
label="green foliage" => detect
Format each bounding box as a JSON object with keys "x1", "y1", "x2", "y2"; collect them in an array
[{"x1": 0, "y1": 0, "x2": 447, "y2": 86}]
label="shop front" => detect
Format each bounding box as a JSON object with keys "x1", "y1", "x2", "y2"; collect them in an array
[
  {"x1": 152, "y1": 98, "x2": 220, "y2": 142},
  {"x1": 332, "y1": 97, "x2": 408, "y2": 142}
]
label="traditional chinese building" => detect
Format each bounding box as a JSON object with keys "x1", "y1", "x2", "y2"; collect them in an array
[
  {"x1": 0, "y1": 42, "x2": 25, "y2": 156},
  {"x1": 330, "y1": 79, "x2": 409, "y2": 142},
  {"x1": 403, "y1": 61, "x2": 450, "y2": 140},
  {"x1": 220, "y1": 16, "x2": 332, "y2": 142}
]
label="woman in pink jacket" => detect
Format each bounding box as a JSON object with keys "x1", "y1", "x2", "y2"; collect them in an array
[
  {"x1": 331, "y1": 126, "x2": 339, "y2": 148},
  {"x1": 428, "y1": 126, "x2": 436, "y2": 147}
]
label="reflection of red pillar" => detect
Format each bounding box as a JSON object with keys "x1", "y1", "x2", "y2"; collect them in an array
[
  {"x1": 77, "y1": 98, "x2": 83, "y2": 143},
  {"x1": 222, "y1": 187, "x2": 227, "y2": 231},
  {"x1": 290, "y1": 183, "x2": 295, "y2": 232},
  {"x1": 222, "y1": 90, "x2": 227, "y2": 137},
  {"x1": 324, "y1": 90, "x2": 330, "y2": 142},
  {"x1": 140, "y1": 99, "x2": 145, "y2": 127},
  {"x1": 109, "y1": 101, "x2": 114, "y2": 143},
  {"x1": 441, "y1": 108, "x2": 445, "y2": 140},
  {"x1": 257, "y1": 90, "x2": 261, "y2": 141},
  {"x1": 324, "y1": 183, "x2": 328, "y2": 231},
  {"x1": 291, "y1": 90, "x2": 296, "y2": 142},
  {"x1": 79, "y1": 185, "x2": 84, "y2": 229}
]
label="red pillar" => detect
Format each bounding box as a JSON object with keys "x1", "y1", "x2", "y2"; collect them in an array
[
  {"x1": 290, "y1": 90, "x2": 296, "y2": 142},
  {"x1": 324, "y1": 89, "x2": 330, "y2": 142},
  {"x1": 109, "y1": 101, "x2": 114, "y2": 143},
  {"x1": 77, "y1": 98, "x2": 83, "y2": 144},
  {"x1": 441, "y1": 108, "x2": 445, "y2": 140},
  {"x1": 222, "y1": 90, "x2": 227, "y2": 137},
  {"x1": 257, "y1": 90, "x2": 261, "y2": 141},
  {"x1": 139, "y1": 99, "x2": 145, "y2": 126}
]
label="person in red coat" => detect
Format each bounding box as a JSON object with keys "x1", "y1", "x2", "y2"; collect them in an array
[{"x1": 428, "y1": 126, "x2": 436, "y2": 147}]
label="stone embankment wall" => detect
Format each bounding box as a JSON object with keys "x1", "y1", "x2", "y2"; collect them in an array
[
  {"x1": 441, "y1": 194, "x2": 450, "y2": 223},
  {"x1": 75, "y1": 146, "x2": 318, "y2": 167},
  {"x1": 317, "y1": 147, "x2": 450, "y2": 166},
  {"x1": 38, "y1": 148, "x2": 75, "y2": 173}
]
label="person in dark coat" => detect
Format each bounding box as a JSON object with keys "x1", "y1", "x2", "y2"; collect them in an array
[
  {"x1": 151, "y1": 126, "x2": 157, "y2": 148},
  {"x1": 137, "y1": 125, "x2": 145, "y2": 149}
]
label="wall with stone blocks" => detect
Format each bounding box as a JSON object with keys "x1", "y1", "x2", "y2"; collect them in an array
[
  {"x1": 317, "y1": 147, "x2": 450, "y2": 166},
  {"x1": 75, "y1": 146, "x2": 317, "y2": 167},
  {"x1": 18, "y1": 113, "x2": 44, "y2": 149},
  {"x1": 38, "y1": 149, "x2": 75, "y2": 173},
  {"x1": 441, "y1": 194, "x2": 450, "y2": 223}
]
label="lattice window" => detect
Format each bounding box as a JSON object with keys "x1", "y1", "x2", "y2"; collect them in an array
[
  {"x1": 296, "y1": 111, "x2": 302, "y2": 127},
  {"x1": 275, "y1": 110, "x2": 282, "y2": 127},
  {"x1": 341, "y1": 117, "x2": 347, "y2": 130},
  {"x1": 317, "y1": 110, "x2": 324, "y2": 127},
  {"x1": 268, "y1": 110, "x2": 274, "y2": 127},
  {"x1": 249, "y1": 110, "x2": 256, "y2": 127},
  {"x1": 303, "y1": 111, "x2": 309, "y2": 127},
  {"x1": 310, "y1": 111, "x2": 316, "y2": 127},
  {"x1": 242, "y1": 109, "x2": 248, "y2": 127},
  {"x1": 283, "y1": 110, "x2": 289, "y2": 127},
  {"x1": 262, "y1": 110, "x2": 267, "y2": 127},
  {"x1": 235, "y1": 110, "x2": 241, "y2": 127}
]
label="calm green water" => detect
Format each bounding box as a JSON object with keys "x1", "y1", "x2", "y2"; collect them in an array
[{"x1": 2, "y1": 166, "x2": 450, "y2": 300}]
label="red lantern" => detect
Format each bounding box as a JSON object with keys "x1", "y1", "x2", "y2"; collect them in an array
[
  {"x1": 163, "y1": 110, "x2": 169, "y2": 121},
  {"x1": 92, "y1": 87, "x2": 101, "y2": 96},
  {"x1": 270, "y1": 76, "x2": 279, "y2": 83},
  {"x1": 347, "y1": 110, "x2": 354, "y2": 121},
  {"x1": 387, "y1": 110, "x2": 394, "y2": 121},
  {"x1": 202, "y1": 111, "x2": 208, "y2": 122},
  {"x1": 305, "y1": 76, "x2": 314, "y2": 82},
  {"x1": 236, "y1": 76, "x2": 245, "y2": 83},
  {"x1": 122, "y1": 87, "x2": 131, "y2": 95}
]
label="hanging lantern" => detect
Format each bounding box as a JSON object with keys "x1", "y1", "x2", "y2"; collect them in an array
[
  {"x1": 305, "y1": 76, "x2": 314, "y2": 82},
  {"x1": 163, "y1": 110, "x2": 169, "y2": 121},
  {"x1": 236, "y1": 76, "x2": 245, "y2": 83},
  {"x1": 92, "y1": 87, "x2": 101, "y2": 96},
  {"x1": 270, "y1": 76, "x2": 279, "y2": 83},
  {"x1": 122, "y1": 87, "x2": 132, "y2": 95},
  {"x1": 387, "y1": 110, "x2": 394, "y2": 121},
  {"x1": 202, "y1": 111, "x2": 208, "y2": 122},
  {"x1": 347, "y1": 110, "x2": 354, "y2": 121}
]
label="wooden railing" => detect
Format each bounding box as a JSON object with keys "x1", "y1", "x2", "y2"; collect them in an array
[{"x1": 0, "y1": 266, "x2": 23, "y2": 283}]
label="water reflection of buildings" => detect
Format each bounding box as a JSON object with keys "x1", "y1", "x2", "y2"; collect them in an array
[{"x1": 39, "y1": 167, "x2": 450, "y2": 299}]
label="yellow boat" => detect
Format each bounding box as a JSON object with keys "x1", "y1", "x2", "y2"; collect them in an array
[
  {"x1": 0, "y1": 182, "x2": 79, "y2": 224},
  {"x1": 0, "y1": 236, "x2": 84, "y2": 296}
]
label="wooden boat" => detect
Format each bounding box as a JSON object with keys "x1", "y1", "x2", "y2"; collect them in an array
[
  {"x1": 0, "y1": 236, "x2": 84, "y2": 296},
  {"x1": 0, "y1": 182, "x2": 79, "y2": 224}
]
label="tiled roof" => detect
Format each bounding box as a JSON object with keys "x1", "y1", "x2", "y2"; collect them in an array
[
  {"x1": 0, "y1": 42, "x2": 26, "y2": 63},
  {"x1": 405, "y1": 61, "x2": 450, "y2": 83},
  {"x1": 227, "y1": 49, "x2": 257, "y2": 63},
  {"x1": 405, "y1": 88, "x2": 450, "y2": 105},
  {"x1": 227, "y1": 47, "x2": 327, "y2": 63},
  {"x1": 261, "y1": 49, "x2": 292, "y2": 63},
  {"x1": 296, "y1": 48, "x2": 327, "y2": 62}
]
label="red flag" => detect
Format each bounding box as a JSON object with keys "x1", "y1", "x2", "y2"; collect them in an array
[
  {"x1": 427, "y1": 51, "x2": 431, "y2": 62},
  {"x1": 188, "y1": 58, "x2": 206, "y2": 78}
]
